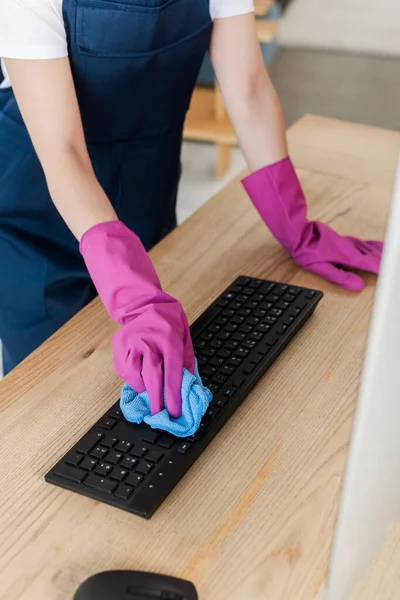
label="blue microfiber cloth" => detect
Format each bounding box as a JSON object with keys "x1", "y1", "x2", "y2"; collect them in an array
[{"x1": 120, "y1": 362, "x2": 212, "y2": 438}]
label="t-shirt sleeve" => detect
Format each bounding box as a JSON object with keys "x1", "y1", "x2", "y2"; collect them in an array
[
  {"x1": 0, "y1": 0, "x2": 68, "y2": 59},
  {"x1": 210, "y1": 0, "x2": 255, "y2": 20}
]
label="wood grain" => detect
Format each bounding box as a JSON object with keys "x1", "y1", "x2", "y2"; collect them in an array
[{"x1": 1, "y1": 116, "x2": 399, "y2": 600}]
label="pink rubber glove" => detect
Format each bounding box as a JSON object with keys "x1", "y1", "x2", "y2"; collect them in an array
[
  {"x1": 80, "y1": 221, "x2": 195, "y2": 418},
  {"x1": 242, "y1": 157, "x2": 383, "y2": 292}
]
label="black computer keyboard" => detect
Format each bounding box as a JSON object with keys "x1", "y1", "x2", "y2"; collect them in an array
[{"x1": 45, "y1": 276, "x2": 323, "y2": 518}]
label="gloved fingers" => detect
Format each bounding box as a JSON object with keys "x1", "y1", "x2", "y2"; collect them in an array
[
  {"x1": 112, "y1": 329, "x2": 145, "y2": 393},
  {"x1": 309, "y1": 261, "x2": 365, "y2": 292},
  {"x1": 182, "y1": 320, "x2": 196, "y2": 374},
  {"x1": 353, "y1": 250, "x2": 382, "y2": 274},
  {"x1": 163, "y1": 346, "x2": 185, "y2": 419},
  {"x1": 141, "y1": 343, "x2": 164, "y2": 415},
  {"x1": 345, "y1": 237, "x2": 383, "y2": 259}
]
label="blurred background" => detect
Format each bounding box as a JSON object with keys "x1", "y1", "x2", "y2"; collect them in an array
[{"x1": 177, "y1": 0, "x2": 400, "y2": 222}]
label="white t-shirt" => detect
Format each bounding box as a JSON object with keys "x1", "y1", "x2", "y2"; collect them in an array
[{"x1": 0, "y1": 0, "x2": 254, "y2": 88}]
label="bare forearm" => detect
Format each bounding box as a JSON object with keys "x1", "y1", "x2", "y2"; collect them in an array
[
  {"x1": 44, "y1": 148, "x2": 117, "y2": 241},
  {"x1": 223, "y1": 71, "x2": 288, "y2": 172}
]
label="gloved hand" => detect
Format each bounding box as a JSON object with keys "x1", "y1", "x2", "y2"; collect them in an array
[
  {"x1": 80, "y1": 220, "x2": 195, "y2": 418},
  {"x1": 242, "y1": 157, "x2": 383, "y2": 292}
]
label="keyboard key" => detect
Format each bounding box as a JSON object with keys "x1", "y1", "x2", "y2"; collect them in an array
[
  {"x1": 238, "y1": 308, "x2": 252, "y2": 317},
  {"x1": 198, "y1": 356, "x2": 208, "y2": 367},
  {"x1": 114, "y1": 484, "x2": 134, "y2": 500},
  {"x1": 120, "y1": 456, "x2": 138, "y2": 470},
  {"x1": 215, "y1": 299, "x2": 229, "y2": 308},
  {"x1": 245, "y1": 301, "x2": 258, "y2": 310},
  {"x1": 216, "y1": 349, "x2": 231, "y2": 360},
  {"x1": 252, "y1": 353, "x2": 264, "y2": 364},
  {"x1": 80, "y1": 457, "x2": 99, "y2": 471},
  {"x1": 84, "y1": 474, "x2": 117, "y2": 495},
  {"x1": 252, "y1": 293, "x2": 265, "y2": 303},
  {"x1": 98, "y1": 417, "x2": 117, "y2": 431},
  {"x1": 223, "y1": 292, "x2": 236, "y2": 301},
  {"x1": 210, "y1": 339, "x2": 223, "y2": 350},
  {"x1": 65, "y1": 453, "x2": 83, "y2": 467},
  {"x1": 222, "y1": 308, "x2": 235, "y2": 318},
  {"x1": 125, "y1": 473, "x2": 144, "y2": 488},
  {"x1": 146, "y1": 450, "x2": 164, "y2": 464},
  {"x1": 95, "y1": 462, "x2": 113, "y2": 477},
  {"x1": 242, "y1": 287, "x2": 254, "y2": 296},
  {"x1": 264, "y1": 316, "x2": 277, "y2": 325},
  {"x1": 239, "y1": 324, "x2": 252, "y2": 334},
  {"x1": 208, "y1": 323, "x2": 222, "y2": 334},
  {"x1": 271, "y1": 308, "x2": 283, "y2": 317},
  {"x1": 207, "y1": 383, "x2": 220, "y2": 395},
  {"x1": 276, "y1": 301, "x2": 290, "y2": 311},
  {"x1": 235, "y1": 276, "x2": 250, "y2": 286},
  {"x1": 259, "y1": 302, "x2": 273, "y2": 311},
  {"x1": 201, "y1": 365, "x2": 218, "y2": 377},
  {"x1": 305, "y1": 290, "x2": 317, "y2": 299},
  {"x1": 177, "y1": 442, "x2": 192, "y2": 454},
  {"x1": 253, "y1": 309, "x2": 267, "y2": 318},
  {"x1": 229, "y1": 301, "x2": 242, "y2": 310},
  {"x1": 217, "y1": 331, "x2": 231, "y2": 341},
  {"x1": 223, "y1": 385, "x2": 238, "y2": 398},
  {"x1": 232, "y1": 332, "x2": 247, "y2": 342},
  {"x1": 105, "y1": 450, "x2": 123, "y2": 465},
  {"x1": 274, "y1": 284, "x2": 289, "y2": 296},
  {"x1": 115, "y1": 440, "x2": 133, "y2": 453},
  {"x1": 256, "y1": 323, "x2": 270, "y2": 334},
  {"x1": 224, "y1": 323, "x2": 238, "y2": 333},
  {"x1": 282, "y1": 316, "x2": 295, "y2": 326},
  {"x1": 210, "y1": 356, "x2": 225, "y2": 368},
  {"x1": 200, "y1": 332, "x2": 214, "y2": 342},
  {"x1": 108, "y1": 408, "x2": 123, "y2": 420},
  {"x1": 91, "y1": 446, "x2": 108, "y2": 460},
  {"x1": 142, "y1": 430, "x2": 160, "y2": 444},
  {"x1": 212, "y1": 374, "x2": 227, "y2": 385},
  {"x1": 243, "y1": 339, "x2": 257, "y2": 350},
  {"x1": 236, "y1": 294, "x2": 248, "y2": 303},
  {"x1": 110, "y1": 467, "x2": 129, "y2": 482},
  {"x1": 205, "y1": 407, "x2": 220, "y2": 420},
  {"x1": 216, "y1": 397, "x2": 228, "y2": 408},
  {"x1": 282, "y1": 293, "x2": 296, "y2": 303},
  {"x1": 220, "y1": 365, "x2": 234, "y2": 376},
  {"x1": 227, "y1": 356, "x2": 242, "y2": 367},
  {"x1": 295, "y1": 300, "x2": 308, "y2": 310},
  {"x1": 131, "y1": 445, "x2": 149, "y2": 458},
  {"x1": 231, "y1": 315, "x2": 245, "y2": 325},
  {"x1": 135, "y1": 461, "x2": 154, "y2": 476},
  {"x1": 54, "y1": 464, "x2": 87, "y2": 484},
  {"x1": 158, "y1": 435, "x2": 175, "y2": 449},
  {"x1": 236, "y1": 348, "x2": 249, "y2": 358},
  {"x1": 243, "y1": 362, "x2": 257, "y2": 375},
  {"x1": 101, "y1": 436, "x2": 118, "y2": 449},
  {"x1": 288, "y1": 286, "x2": 301, "y2": 295},
  {"x1": 231, "y1": 375, "x2": 246, "y2": 388},
  {"x1": 225, "y1": 340, "x2": 240, "y2": 351},
  {"x1": 249, "y1": 279, "x2": 262, "y2": 288},
  {"x1": 275, "y1": 324, "x2": 288, "y2": 336},
  {"x1": 215, "y1": 316, "x2": 229, "y2": 326},
  {"x1": 201, "y1": 348, "x2": 216, "y2": 359},
  {"x1": 246, "y1": 317, "x2": 260, "y2": 327},
  {"x1": 249, "y1": 331, "x2": 263, "y2": 341},
  {"x1": 259, "y1": 282, "x2": 275, "y2": 295},
  {"x1": 76, "y1": 431, "x2": 104, "y2": 455},
  {"x1": 266, "y1": 294, "x2": 279, "y2": 303},
  {"x1": 194, "y1": 339, "x2": 207, "y2": 350}
]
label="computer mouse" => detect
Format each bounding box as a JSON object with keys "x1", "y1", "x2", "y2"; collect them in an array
[{"x1": 73, "y1": 570, "x2": 198, "y2": 600}]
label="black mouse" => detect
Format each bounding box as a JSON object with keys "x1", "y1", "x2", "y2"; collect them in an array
[{"x1": 73, "y1": 570, "x2": 198, "y2": 600}]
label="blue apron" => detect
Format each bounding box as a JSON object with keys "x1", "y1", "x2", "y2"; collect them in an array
[{"x1": 0, "y1": 0, "x2": 212, "y2": 375}]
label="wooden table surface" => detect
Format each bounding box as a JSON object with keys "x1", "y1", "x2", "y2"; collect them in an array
[{"x1": 1, "y1": 116, "x2": 399, "y2": 600}]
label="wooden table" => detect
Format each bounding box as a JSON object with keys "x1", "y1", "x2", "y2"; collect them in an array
[{"x1": 1, "y1": 116, "x2": 399, "y2": 600}]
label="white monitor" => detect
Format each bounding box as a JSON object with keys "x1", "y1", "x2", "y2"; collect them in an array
[{"x1": 326, "y1": 158, "x2": 400, "y2": 600}]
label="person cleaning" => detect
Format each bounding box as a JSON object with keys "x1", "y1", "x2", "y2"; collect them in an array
[{"x1": 0, "y1": 2, "x2": 382, "y2": 418}]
